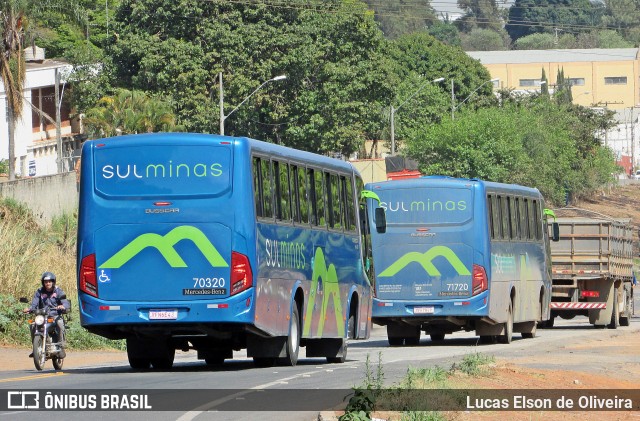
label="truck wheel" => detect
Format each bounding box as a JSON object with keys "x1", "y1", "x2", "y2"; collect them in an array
[
  {"x1": 620, "y1": 288, "x2": 631, "y2": 327},
  {"x1": 607, "y1": 292, "x2": 619, "y2": 329}
]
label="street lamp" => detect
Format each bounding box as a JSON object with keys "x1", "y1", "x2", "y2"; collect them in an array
[
  {"x1": 451, "y1": 78, "x2": 499, "y2": 120},
  {"x1": 219, "y1": 73, "x2": 287, "y2": 135},
  {"x1": 390, "y1": 76, "x2": 445, "y2": 155}
]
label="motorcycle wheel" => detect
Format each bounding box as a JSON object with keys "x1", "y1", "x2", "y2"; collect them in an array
[
  {"x1": 33, "y1": 336, "x2": 46, "y2": 371},
  {"x1": 52, "y1": 356, "x2": 64, "y2": 370}
]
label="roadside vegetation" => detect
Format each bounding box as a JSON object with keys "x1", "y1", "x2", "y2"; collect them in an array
[
  {"x1": 339, "y1": 352, "x2": 496, "y2": 420},
  {"x1": 0, "y1": 199, "x2": 124, "y2": 350}
]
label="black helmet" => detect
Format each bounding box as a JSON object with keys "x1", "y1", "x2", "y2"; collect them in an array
[{"x1": 41, "y1": 272, "x2": 56, "y2": 287}]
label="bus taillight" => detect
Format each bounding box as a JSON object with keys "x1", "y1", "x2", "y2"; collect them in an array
[
  {"x1": 80, "y1": 254, "x2": 99, "y2": 298},
  {"x1": 472, "y1": 264, "x2": 488, "y2": 296},
  {"x1": 230, "y1": 251, "x2": 253, "y2": 296}
]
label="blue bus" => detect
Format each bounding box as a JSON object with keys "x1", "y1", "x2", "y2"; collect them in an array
[
  {"x1": 77, "y1": 133, "x2": 383, "y2": 369},
  {"x1": 365, "y1": 176, "x2": 558, "y2": 345}
]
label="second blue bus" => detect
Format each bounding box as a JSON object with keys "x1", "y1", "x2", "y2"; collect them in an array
[{"x1": 366, "y1": 176, "x2": 558, "y2": 345}]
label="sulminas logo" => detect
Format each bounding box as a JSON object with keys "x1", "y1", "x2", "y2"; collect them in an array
[
  {"x1": 303, "y1": 247, "x2": 345, "y2": 337},
  {"x1": 378, "y1": 245, "x2": 470, "y2": 277},
  {"x1": 99, "y1": 225, "x2": 228, "y2": 268}
]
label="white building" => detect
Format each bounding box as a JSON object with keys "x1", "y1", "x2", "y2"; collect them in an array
[{"x1": 0, "y1": 49, "x2": 82, "y2": 178}]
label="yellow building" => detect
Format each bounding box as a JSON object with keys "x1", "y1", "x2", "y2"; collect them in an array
[{"x1": 467, "y1": 48, "x2": 640, "y2": 110}]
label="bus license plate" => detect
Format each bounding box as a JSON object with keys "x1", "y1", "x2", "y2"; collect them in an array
[
  {"x1": 413, "y1": 306, "x2": 434, "y2": 314},
  {"x1": 149, "y1": 309, "x2": 178, "y2": 320}
]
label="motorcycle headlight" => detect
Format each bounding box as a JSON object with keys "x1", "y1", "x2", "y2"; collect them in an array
[{"x1": 35, "y1": 315, "x2": 45, "y2": 326}]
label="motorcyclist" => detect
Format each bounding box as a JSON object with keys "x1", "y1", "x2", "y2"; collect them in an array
[{"x1": 23, "y1": 272, "x2": 70, "y2": 358}]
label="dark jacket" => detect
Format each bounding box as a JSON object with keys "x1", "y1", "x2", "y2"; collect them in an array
[{"x1": 28, "y1": 286, "x2": 70, "y2": 316}]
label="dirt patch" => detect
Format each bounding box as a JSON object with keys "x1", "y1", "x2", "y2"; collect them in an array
[{"x1": 0, "y1": 345, "x2": 128, "y2": 371}]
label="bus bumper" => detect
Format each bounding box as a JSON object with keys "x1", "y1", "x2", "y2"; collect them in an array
[
  {"x1": 78, "y1": 288, "x2": 255, "y2": 327},
  {"x1": 371, "y1": 294, "x2": 489, "y2": 321}
]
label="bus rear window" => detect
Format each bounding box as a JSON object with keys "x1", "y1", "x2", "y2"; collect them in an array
[
  {"x1": 94, "y1": 145, "x2": 231, "y2": 198},
  {"x1": 379, "y1": 187, "x2": 473, "y2": 225}
]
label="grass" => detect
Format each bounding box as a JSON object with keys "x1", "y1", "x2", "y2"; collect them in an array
[
  {"x1": 340, "y1": 351, "x2": 496, "y2": 420},
  {"x1": 0, "y1": 198, "x2": 124, "y2": 351}
]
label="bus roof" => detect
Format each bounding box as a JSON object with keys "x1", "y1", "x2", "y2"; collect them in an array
[
  {"x1": 367, "y1": 176, "x2": 542, "y2": 197},
  {"x1": 87, "y1": 132, "x2": 358, "y2": 175}
]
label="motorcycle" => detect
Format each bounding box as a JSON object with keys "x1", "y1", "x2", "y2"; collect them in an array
[{"x1": 20, "y1": 297, "x2": 68, "y2": 371}]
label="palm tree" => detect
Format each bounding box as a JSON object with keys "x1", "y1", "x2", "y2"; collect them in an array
[
  {"x1": 1, "y1": 1, "x2": 27, "y2": 181},
  {"x1": 85, "y1": 89, "x2": 178, "y2": 138},
  {"x1": 1, "y1": 0, "x2": 85, "y2": 180}
]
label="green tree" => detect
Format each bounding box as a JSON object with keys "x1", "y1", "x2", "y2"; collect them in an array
[
  {"x1": 84, "y1": 88, "x2": 178, "y2": 137},
  {"x1": 506, "y1": 0, "x2": 605, "y2": 43},
  {"x1": 601, "y1": 0, "x2": 640, "y2": 45},
  {"x1": 361, "y1": 0, "x2": 438, "y2": 39},
  {"x1": 555, "y1": 68, "x2": 573, "y2": 105},
  {"x1": 540, "y1": 68, "x2": 549, "y2": 96},
  {"x1": 405, "y1": 98, "x2": 618, "y2": 204},
  {"x1": 109, "y1": 0, "x2": 395, "y2": 156},
  {"x1": 427, "y1": 20, "x2": 461, "y2": 47},
  {"x1": 574, "y1": 30, "x2": 632, "y2": 48},
  {"x1": 461, "y1": 28, "x2": 509, "y2": 50},
  {"x1": 456, "y1": 0, "x2": 503, "y2": 33},
  {"x1": 387, "y1": 31, "x2": 492, "y2": 149}
]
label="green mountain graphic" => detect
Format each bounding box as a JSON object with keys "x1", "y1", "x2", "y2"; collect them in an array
[
  {"x1": 379, "y1": 245, "x2": 470, "y2": 277},
  {"x1": 303, "y1": 247, "x2": 345, "y2": 337},
  {"x1": 99, "y1": 225, "x2": 228, "y2": 269}
]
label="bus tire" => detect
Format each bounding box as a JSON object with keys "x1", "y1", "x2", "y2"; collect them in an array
[
  {"x1": 429, "y1": 333, "x2": 445, "y2": 342},
  {"x1": 281, "y1": 305, "x2": 301, "y2": 366},
  {"x1": 388, "y1": 337, "x2": 403, "y2": 346},
  {"x1": 498, "y1": 302, "x2": 513, "y2": 344},
  {"x1": 151, "y1": 348, "x2": 175, "y2": 370},
  {"x1": 479, "y1": 335, "x2": 496, "y2": 345},
  {"x1": 127, "y1": 338, "x2": 150, "y2": 370}
]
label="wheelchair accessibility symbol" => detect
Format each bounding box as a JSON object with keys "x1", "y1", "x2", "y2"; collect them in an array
[{"x1": 98, "y1": 269, "x2": 112, "y2": 283}]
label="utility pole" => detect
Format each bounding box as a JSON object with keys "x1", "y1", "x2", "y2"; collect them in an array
[
  {"x1": 451, "y1": 79, "x2": 455, "y2": 120},
  {"x1": 219, "y1": 72, "x2": 224, "y2": 135},
  {"x1": 55, "y1": 68, "x2": 62, "y2": 173},
  {"x1": 390, "y1": 106, "x2": 396, "y2": 155}
]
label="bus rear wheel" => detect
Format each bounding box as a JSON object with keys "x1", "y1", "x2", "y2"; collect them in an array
[{"x1": 280, "y1": 306, "x2": 300, "y2": 366}]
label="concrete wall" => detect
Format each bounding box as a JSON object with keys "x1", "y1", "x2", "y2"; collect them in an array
[{"x1": 0, "y1": 172, "x2": 77, "y2": 225}]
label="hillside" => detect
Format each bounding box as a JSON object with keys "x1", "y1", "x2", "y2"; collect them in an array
[{"x1": 560, "y1": 182, "x2": 640, "y2": 247}]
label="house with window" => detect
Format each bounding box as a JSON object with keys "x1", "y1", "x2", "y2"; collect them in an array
[
  {"x1": 1, "y1": 48, "x2": 82, "y2": 178},
  {"x1": 468, "y1": 48, "x2": 640, "y2": 173}
]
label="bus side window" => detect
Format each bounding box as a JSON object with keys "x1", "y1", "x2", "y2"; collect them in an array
[
  {"x1": 261, "y1": 159, "x2": 274, "y2": 218},
  {"x1": 343, "y1": 176, "x2": 356, "y2": 232},
  {"x1": 487, "y1": 195, "x2": 495, "y2": 239},
  {"x1": 275, "y1": 161, "x2": 291, "y2": 222},
  {"x1": 505, "y1": 196, "x2": 513, "y2": 240},
  {"x1": 521, "y1": 198, "x2": 529, "y2": 240},
  {"x1": 493, "y1": 196, "x2": 503, "y2": 240},
  {"x1": 329, "y1": 173, "x2": 342, "y2": 230},
  {"x1": 527, "y1": 199, "x2": 535, "y2": 240},
  {"x1": 514, "y1": 197, "x2": 522, "y2": 239},
  {"x1": 314, "y1": 170, "x2": 327, "y2": 227},
  {"x1": 532, "y1": 199, "x2": 541, "y2": 240},
  {"x1": 298, "y1": 166, "x2": 309, "y2": 224},
  {"x1": 252, "y1": 157, "x2": 263, "y2": 217}
]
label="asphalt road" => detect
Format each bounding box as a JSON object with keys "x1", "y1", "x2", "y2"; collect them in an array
[{"x1": 1, "y1": 292, "x2": 638, "y2": 421}]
